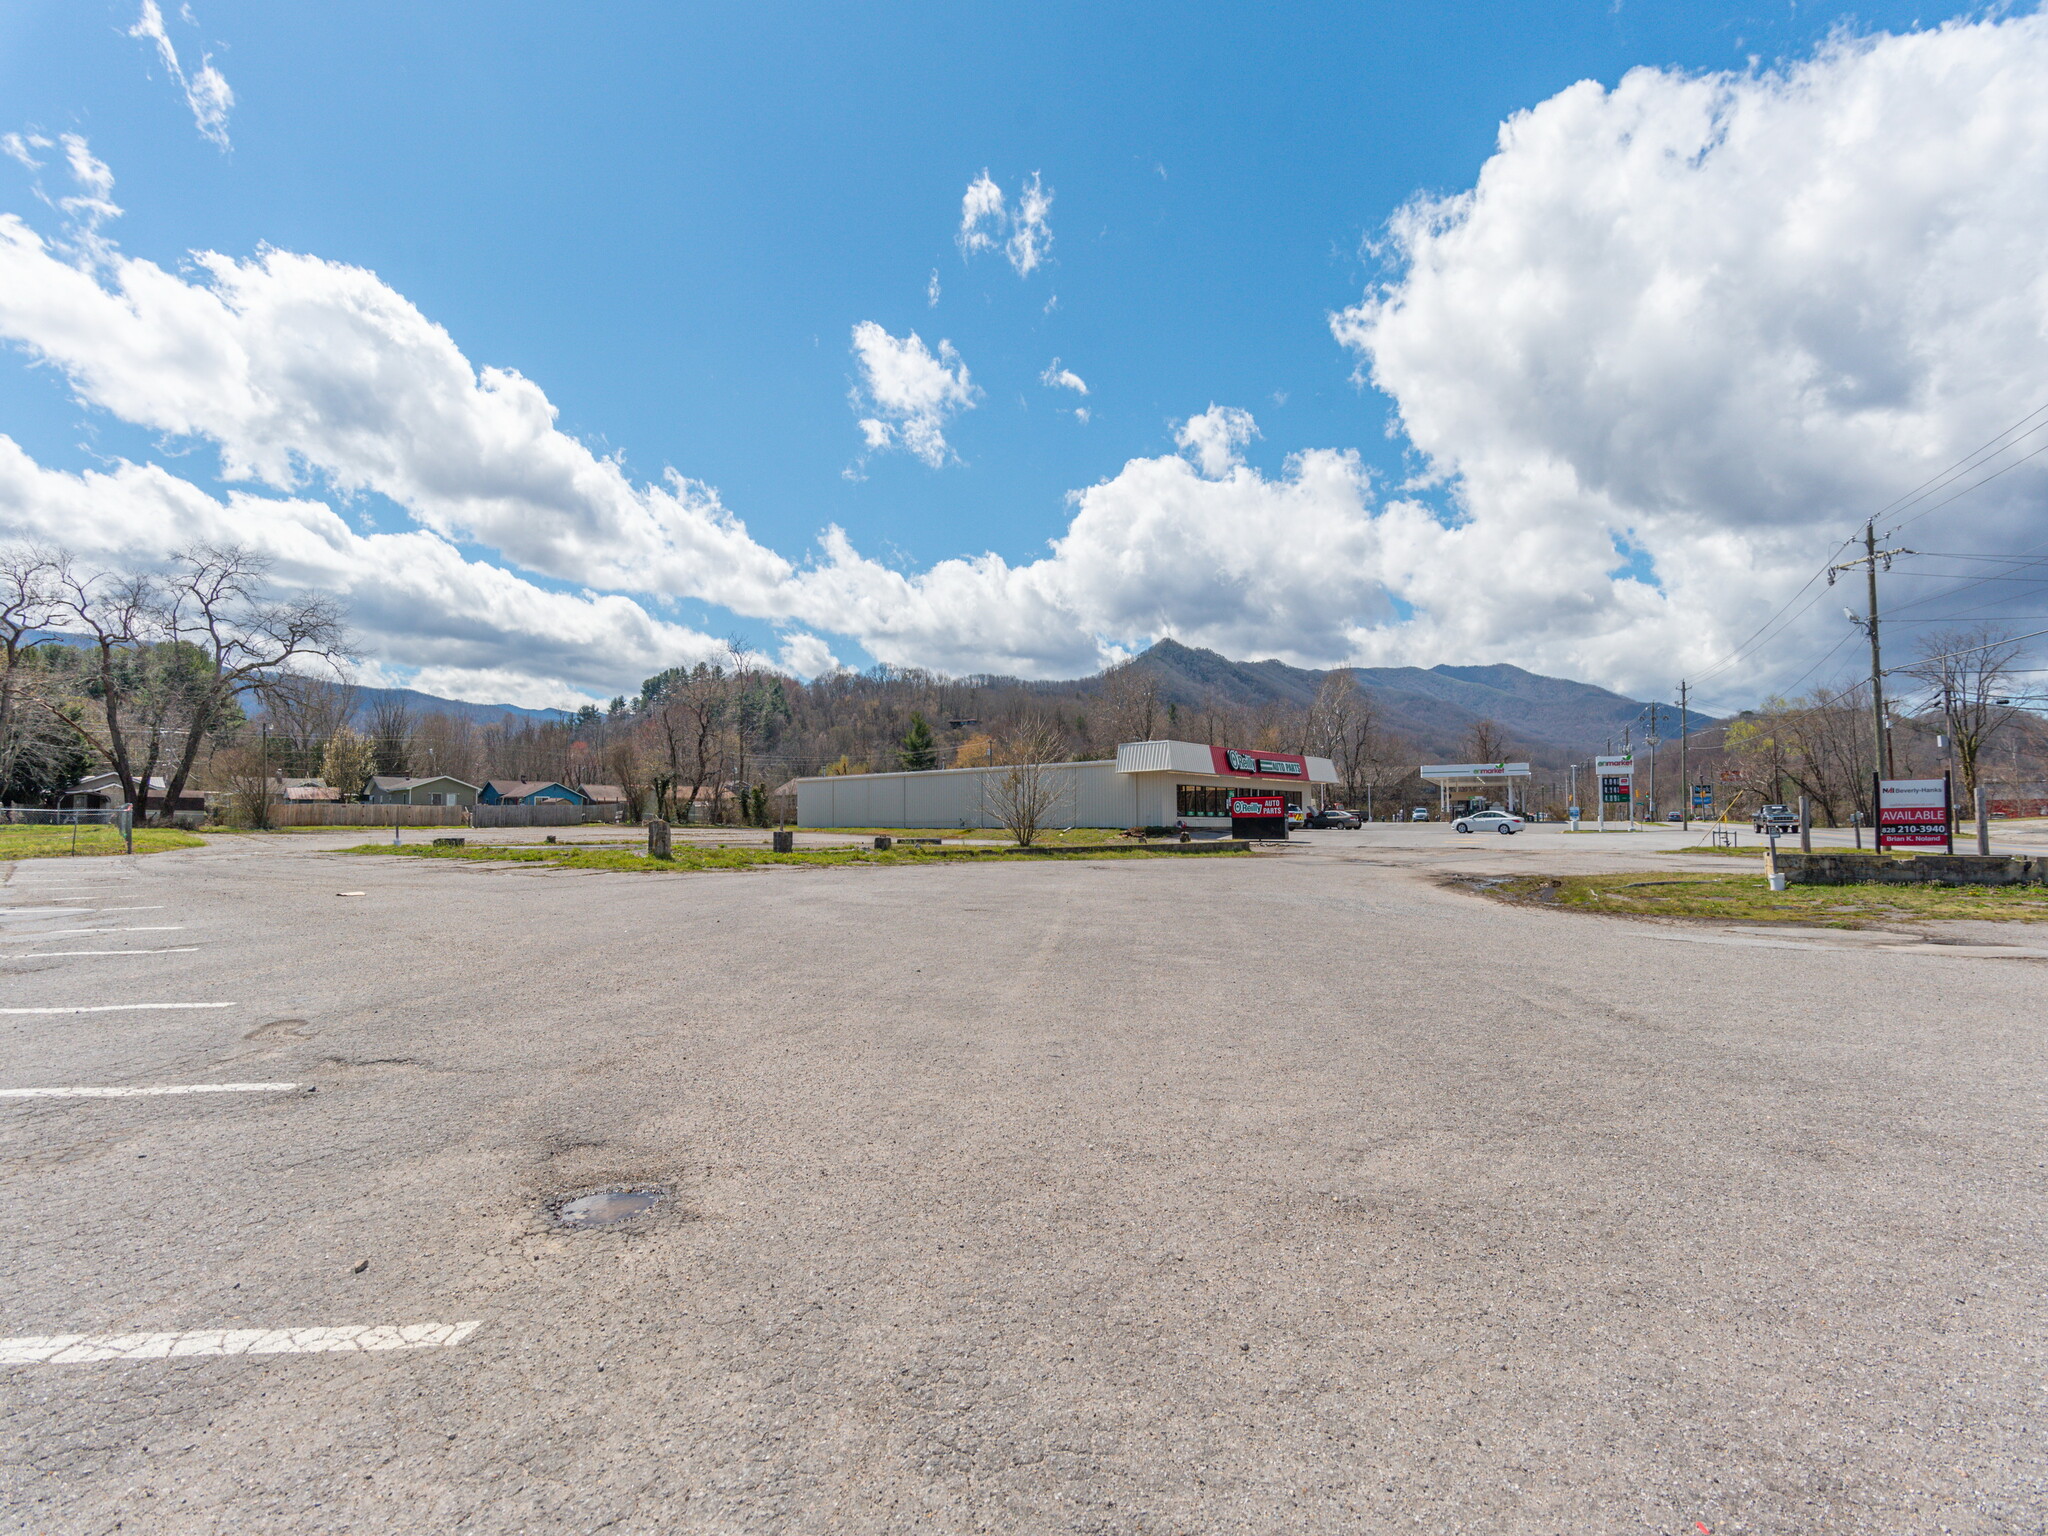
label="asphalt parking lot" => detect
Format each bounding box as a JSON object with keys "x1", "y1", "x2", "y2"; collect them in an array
[{"x1": 1, "y1": 828, "x2": 2043, "y2": 1534}]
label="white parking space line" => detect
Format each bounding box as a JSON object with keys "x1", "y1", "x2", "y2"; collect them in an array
[
  {"x1": 0, "y1": 927, "x2": 187, "y2": 942},
  {"x1": 0, "y1": 1003, "x2": 235, "y2": 1014},
  {"x1": 0, "y1": 907, "x2": 166, "y2": 920},
  {"x1": 0, "y1": 1083, "x2": 298, "y2": 1098},
  {"x1": 0, "y1": 1322, "x2": 482, "y2": 1363},
  {"x1": 16, "y1": 948, "x2": 199, "y2": 957}
]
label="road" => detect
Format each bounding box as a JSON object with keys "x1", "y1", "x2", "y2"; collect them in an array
[{"x1": 1, "y1": 827, "x2": 2043, "y2": 1534}]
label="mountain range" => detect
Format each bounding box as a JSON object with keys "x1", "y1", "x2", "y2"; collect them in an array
[
  {"x1": 1115, "y1": 639, "x2": 1704, "y2": 760},
  {"x1": 284, "y1": 642, "x2": 1707, "y2": 758},
  {"x1": 29, "y1": 629, "x2": 1703, "y2": 758}
]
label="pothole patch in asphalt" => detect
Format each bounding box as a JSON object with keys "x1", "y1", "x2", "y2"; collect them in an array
[
  {"x1": 244, "y1": 1017, "x2": 314, "y2": 1040},
  {"x1": 552, "y1": 1187, "x2": 668, "y2": 1229}
]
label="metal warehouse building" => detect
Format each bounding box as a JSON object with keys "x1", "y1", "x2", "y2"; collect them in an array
[{"x1": 794, "y1": 740, "x2": 1339, "y2": 831}]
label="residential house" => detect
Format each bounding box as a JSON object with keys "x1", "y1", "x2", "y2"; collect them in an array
[
  {"x1": 478, "y1": 780, "x2": 587, "y2": 806},
  {"x1": 57, "y1": 772, "x2": 209, "y2": 814},
  {"x1": 273, "y1": 778, "x2": 343, "y2": 804},
  {"x1": 363, "y1": 775, "x2": 482, "y2": 806}
]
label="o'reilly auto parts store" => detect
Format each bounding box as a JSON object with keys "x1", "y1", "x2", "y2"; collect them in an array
[{"x1": 795, "y1": 740, "x2": 1339, "y2": 830}]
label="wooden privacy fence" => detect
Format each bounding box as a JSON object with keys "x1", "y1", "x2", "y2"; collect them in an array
[
  {"x1": 257, "y1": 802, "x2": 625, "y2": 829},
  {"x1": 268, "y1": 803, "x2": 468, "y2": 827},
  {"x1": 470, "y1": 803, "x2": 622, "y2": 828}
]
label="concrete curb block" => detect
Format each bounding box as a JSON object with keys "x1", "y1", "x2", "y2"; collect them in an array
[{"x1": 919, "y1": 840, "x2": 1252, "y2": 857}]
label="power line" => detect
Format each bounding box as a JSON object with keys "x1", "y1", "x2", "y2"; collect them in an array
[
  {"x1": 1691, "y1": 400, "x2": 2048, "y2": 690},
  {"x1": 1885, "y1": 624, "x2": 2048, "y2": 675},
  {"x1": 1887, "y1": 436, "x2": 2048, "y2": 536},
  {"x1": 1877, "y1": 399, "x2": 2048, "y2": 533}
]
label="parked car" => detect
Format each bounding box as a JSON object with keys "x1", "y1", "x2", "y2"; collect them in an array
[
  {"x1": 1306, "y1": 808, "x2": 1361, "y2": 829},
  {"x1": 1753, "y1": 804, "x2": 1801, "y2": 835},
  {"x1": 1286, "y1": 805, "x2": 1308, "y2": 828},
  {"x1": 1410, "y1": 807, "x2": 1430, "y2": 821},
  {"x1": 1453, "y1": 809, "x2": 1525, "y2": 835}
]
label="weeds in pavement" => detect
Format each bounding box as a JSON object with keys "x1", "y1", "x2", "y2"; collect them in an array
[
  {"x1": 1475, "y1": 872, "x2": 2048, "y2": 925},
  {"x1": 343, "y1": 840, "x2": 1237, "y2": 874},
  {"x1": 0, "y1": 826, "x2": 205, "y2": 859}
]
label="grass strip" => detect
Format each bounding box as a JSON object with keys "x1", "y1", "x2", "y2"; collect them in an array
[
  {"x1": 0, "y1": 826, "x2": 205, "y2": 860},
  {"x1": 342, "y1": 840, "x2": 1243, "y2": 874},
  {"x1": 1473, "y1": 871, "x2": 2048, "y2": 925}
]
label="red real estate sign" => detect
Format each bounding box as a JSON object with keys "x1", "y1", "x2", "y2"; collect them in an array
[
  {"x1": 1228, "y1": 796, "x2": 1287, "y2": 818},
  {"x1": 1876, "y1": 776, "x2": 1951, "y2": 850}
]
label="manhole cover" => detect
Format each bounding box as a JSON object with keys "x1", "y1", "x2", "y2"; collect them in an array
[{"x1": 554, "y1": 1189, "x2": 665, "y2": 1228}]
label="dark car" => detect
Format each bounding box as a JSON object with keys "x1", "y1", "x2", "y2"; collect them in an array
[{"x1": 1305, "y1": 808, "x2": 1361, "y2": 829}]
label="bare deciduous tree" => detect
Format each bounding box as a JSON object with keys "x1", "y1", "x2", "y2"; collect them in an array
[
  {"x1": 1902, "y1": 625, "x2": 2025, "y2": 806},
  {"x1": 980, "y1": 717, "x2": 1073, "y2": 846},
  {"x1": 1096, "y1": 662, "x2": 1161, "y2": 748},
  {"x1": 1723, "y1": 684, "x2": 1873, "y2": 825},
  {"x1": 263, "y1": 674, "x2": 358, "y2": 777},
  {"x1": 1463, "y1": 718, "x2": 1508, "y2": 764},
  {"x1": 43, "y1": 547, "x2": 350, "y2": 819},
  {"x1": 366, "y1": 695, "x2": 415, "y2": 778},
  {"x1": 0, "y1": 547, "x2": 61, "y2": 800}
]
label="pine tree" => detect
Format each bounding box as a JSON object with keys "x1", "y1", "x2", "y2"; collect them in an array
[{"x1": 898, "y1": 711, "x2": 939, "y2": 771}]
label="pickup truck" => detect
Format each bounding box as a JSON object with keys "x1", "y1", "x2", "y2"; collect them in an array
[{"x1": 1752, "y1": 804, "x2": 1802, "y2": 835}]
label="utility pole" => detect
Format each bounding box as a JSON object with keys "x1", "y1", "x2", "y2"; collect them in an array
[
  {"x1": 1678, "y1": 681, "x2": 1690, "y2": 831},
  {"x1": 1644, "y1": 707, "x2": 1659, "y2": 824},
  {"x1": 1831, "y1": 520, "x2": 1912, "y2": 783}
]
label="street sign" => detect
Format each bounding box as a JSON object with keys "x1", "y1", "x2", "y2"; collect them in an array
[
  {"x1": 1692, "y1": 783, "x2": 1713, "y2": 808},
  {"x1": 1876, "y1": 775, "x2": 1951, "y2": 851}
]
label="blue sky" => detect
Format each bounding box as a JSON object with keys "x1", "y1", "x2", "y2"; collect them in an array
[{"x1": 2, "y1": 2, "x2": 2044, "y2": 708}]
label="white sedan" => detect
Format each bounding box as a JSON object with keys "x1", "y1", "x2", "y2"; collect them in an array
[{"x1": 1453, "y1": 809, "x2": 1525, "y2": 835}]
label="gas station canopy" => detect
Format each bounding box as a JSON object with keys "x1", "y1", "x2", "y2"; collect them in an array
[
  {"x1": 1419, "y1": 762, "x2": 1533, "y2": 814},
  {"x1": 1419, "y1": 762, "x2": 1533, "y2": 790}
]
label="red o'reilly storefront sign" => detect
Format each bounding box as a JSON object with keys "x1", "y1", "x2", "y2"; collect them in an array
[{"x1": 1212, "y1": 747, "x2": 1307, "y2": 779}]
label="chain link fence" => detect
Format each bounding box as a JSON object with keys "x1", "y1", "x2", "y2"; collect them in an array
[{"x1": 0, "y1": 806, "x2": 135, "y2": 856}]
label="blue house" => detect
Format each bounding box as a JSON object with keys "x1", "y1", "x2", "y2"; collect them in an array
[{"x1": 478, "y1": 780, "x2": 588, "y2": 806}]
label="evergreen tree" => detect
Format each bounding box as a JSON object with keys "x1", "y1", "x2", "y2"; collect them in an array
[{"x1": 898, "y1": 711, "x2": 938, "y2": 771}]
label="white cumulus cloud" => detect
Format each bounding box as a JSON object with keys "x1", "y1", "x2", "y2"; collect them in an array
[
  {"x1": 1174, "y1": 405, "x2": 1258, "y2": 479},
  {"x1": 1006, "y1": 172, "x2": 1052, "y2": 276},
  {"x1": 958, "y1": 171, "x2": 1004, "y2": 256},
  {"x1": 0, "y1": 435, "x2": 730, "y2": 708},
  {"x1": 1331, "y1": 14, "x2": 2048, "y2": 698},
  {"x1": 8, "y1": 12, "x2": 2047, "y2": 707},
  {"x1": 129, "y1": 1, "x2": 235, "y2": 151},
  {"x1": 777, "y1": 632, "x2": 841, "y2": 679},
  {"x1": 1040, "y1": 358, "x2": 1087, "y2": 394},
  {"x1": 956, "y1": 169, "x2": 1053, "y2": 277},
  {"x1": 847, "y1": 321, "x2": 977, "y2": 468},
  {"x1": 0, "y1": 217, "x2": 797, "y2": 612}
]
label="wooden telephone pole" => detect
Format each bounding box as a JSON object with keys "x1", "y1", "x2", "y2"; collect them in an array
[
  {"x1": 1831, "y1": 521, "x2": 1912, "y2": 782},
  {"x1": 1677, "y1": 681, "x2": 1690, "y2": 830}
]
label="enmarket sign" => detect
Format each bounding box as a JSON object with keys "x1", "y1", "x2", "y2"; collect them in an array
[{"x1": 1420, "y1": 762, "x2": 1532, "y2": 779}]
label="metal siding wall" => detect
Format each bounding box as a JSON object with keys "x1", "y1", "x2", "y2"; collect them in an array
[{"x1": 796, "y1": 762, "x2": 1142, "y2": 827}]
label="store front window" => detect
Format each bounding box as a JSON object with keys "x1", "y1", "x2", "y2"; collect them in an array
[{"x1": 1177, "y1": 784, "x2": 1303, "y2": 817}]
